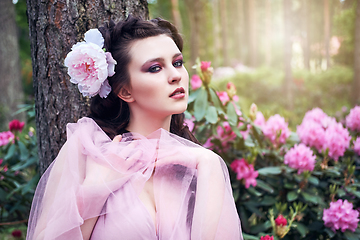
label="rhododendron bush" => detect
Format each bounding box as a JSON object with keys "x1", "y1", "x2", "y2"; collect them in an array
[
  {"x1": 186, "y1": 59, "x2": 360, "y2": 239},
  {"x1": 0, "y1": 108, "x2": 39, "y2": 228}
]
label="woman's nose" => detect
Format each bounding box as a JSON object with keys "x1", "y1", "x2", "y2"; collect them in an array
[{"x1": 168, "y1": 67, "x2": 182, "y2": 83}]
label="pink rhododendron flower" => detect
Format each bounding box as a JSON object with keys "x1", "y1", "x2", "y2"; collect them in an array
[
  {"x1": 262, "y1": 114, "x2": 291, "y2": 146},
  {"x1": 0, "y1": 159, "x2": 2, "y2": 165},
  {"x1": 216, "y1": 91, "x2": 230, "y2": 105},
  {"x1": 200, "y1": 61, "x2": 211, "y2": 71},
  {"x1": 260, "y1": 235, "x2": 274, "y2": 240},
  {"x1": 302, "y1": 108, "x2": 330, "y2": 126},
  {"x1": 346, "y1": 106, "x2": 360, "y2": 132},
  {"x1": 323, "y1": 199, "x2": 359, "y2": 232},
  {"x1": 11, "y1": 229, "x2": 22, "y2": 238},
  {"x1": 284, "y1": 144, "x2": 316, "y2": 174},
  {"x1": 190, "y1": 74, "x2": 202, "y2": 90},
  {"x1": 354, "y1": 137, "x2": 360, "y2": 155},
  {"x1": 226, "y1": 82, "x2": 236, "y2": 99},
  {"x1": 0, "y1": 131, "x2": 15, "y2": 147},
  {"x1": 297, "y1": 121, "x2": 326, "y2": 152},
  {"x1": 202, "y1": 138, "x2": 213, "y2": 150},
  {"x1": 323, "y1": 122, "x2": 351, "y2": 161},
  {"x1": 275, "y1": 214, "x2": 287, "y2": 226},
  {"x1": 64, "y1": 29, "x2": 116, "y2": 98},
  {"x1": 9, "y1": 119, "x2": 25, "y2": 132},
  {"x1": 230, "y1": 159, "x2": 258, "y2": 188},
  {"x1": 184, "y1": 118, "x2": 195, "y2": 132},
  {"x1": 238, "y1": 121, "x2": 249, "y2": 140},
  {"x1": 216, "y1": 122, "x2": 236, "y2": 151},
  {"x1": 254, "y1": 111, "x2": 266, "y2": 128}
]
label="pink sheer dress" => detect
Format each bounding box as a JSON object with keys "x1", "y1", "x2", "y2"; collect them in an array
[{"x1": 26, "y1": 117, "x2": 243, "y2": 239}]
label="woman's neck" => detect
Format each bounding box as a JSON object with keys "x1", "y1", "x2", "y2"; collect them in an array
[{"x1": 126, "y1": 112, "x2": 172, "y2": 137}]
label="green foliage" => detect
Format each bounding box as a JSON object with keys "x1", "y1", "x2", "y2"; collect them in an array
[
  {"x1": 213, "y1": 66, "x2": 353, "y2": 128},
  {"x1": 0, "y1": 106, "x2": 38, "y2": 229},
  {"x1": 186, "y1": 61, "x2": 360, "y2": 239}
]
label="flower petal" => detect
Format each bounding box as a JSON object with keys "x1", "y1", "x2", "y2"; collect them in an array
[{"x1": 84, "y1": 29, "x2": 104, "y2": 48}]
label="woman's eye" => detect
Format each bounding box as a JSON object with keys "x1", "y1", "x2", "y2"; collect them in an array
[
  {"x1": 148, "y1": 65, "x2": 161, "y2": 73},
  {"x1": 173, "y1": 60, "x2": 183, "y2": 68}
]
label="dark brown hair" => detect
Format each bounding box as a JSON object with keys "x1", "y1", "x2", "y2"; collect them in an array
[{"x1": 89, "y1": 16, "x2": 199, "y2": 144}]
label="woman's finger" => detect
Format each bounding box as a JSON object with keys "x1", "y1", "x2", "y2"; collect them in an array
[{"x1": 113, "y1": 135, "x2": 122, "y2": 142}]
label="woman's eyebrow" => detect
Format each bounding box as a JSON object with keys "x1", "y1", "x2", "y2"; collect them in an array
[{"x1": 173, "y1": 53, "x2": 183, "y2": 59}]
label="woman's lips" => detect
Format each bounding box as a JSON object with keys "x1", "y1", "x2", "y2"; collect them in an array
[{"x1": 170, "y1": 87, "x2": 185, "y2": 99}]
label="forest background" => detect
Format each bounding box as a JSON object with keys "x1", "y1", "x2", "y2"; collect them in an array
[{"x1": 1, "y1": 0, "x2": 360, "y2": 239}]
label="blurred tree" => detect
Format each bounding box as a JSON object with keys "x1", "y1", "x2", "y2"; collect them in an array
[
  {"x1": 248, "y1": 0, "x2": 258, "y2": 67},
  {"x1": 265, "y1": 0, "x2": 272, "y2": 66},
  {"x1": 302, "y1": 0, "x2": 310, "y2": 70},
  {"x1": 212, "y1": 0, "x2": 221, "y2": 67},
  {"x1": 26, "y1": 0, "x2": 149, "y2": 174},
  {"x1": 284, "y1": 0, "x2": 293, "y2": 110},
  {"x1": 184, "y1": 0, "x2": 206, "y2": 67},
  {"x1": 219, "y1": 0, "x2": 230, "y2": 66},
  {"x1": 0, "y1": 0, "x2": 24, "y2": 130},
  {"x1": 353, "y1": 0, "x2": 360, "y2": 105},
  {"x1": 324, "y1": 0, "x2": 331, "y2": 69},
  {"x1": 170, "y1": 0, "x2": 182, "y2": 33}
]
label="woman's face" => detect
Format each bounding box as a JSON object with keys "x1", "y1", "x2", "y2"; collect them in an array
[{"x1": 125, "y1": 34, "x2": 189, "y2": 119}]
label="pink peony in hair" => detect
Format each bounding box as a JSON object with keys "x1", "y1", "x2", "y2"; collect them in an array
[
  {"x1": 346, "y1": 106, "x2": 360, "y2": 132},
  {"x1": 284, "y1": 144, "x2": 316, "y2": 174},
  {"x1": 323, "y1": 122, "x2": 351, "y2": 161},
  {"x1": 64, "y1": 29, "x2": 116, "y2": 98},
  {"x1": 353, "y1": 137, "x2": 360, "y2": 155},
  {"x1": 0, "y1": 131, "x2": 15, "y2": 147},
  {"x1": 262, "y1": 114, "x2": 291, "y2": 146},
  {"x1": 230, "y1": 159, "x2": 258, "y2": 188},
  {"x1": 190, "y1": 74, "x2": 202, "y2": 90},
  {"x1": 323, "y1": 199, "x2": 359, "y2": 232}
]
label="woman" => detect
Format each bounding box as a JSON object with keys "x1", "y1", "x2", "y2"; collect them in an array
[{"x1": 27, "y1": 16, "x2": 243, "y2": 240}]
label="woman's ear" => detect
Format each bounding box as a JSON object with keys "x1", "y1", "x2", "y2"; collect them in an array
[{"x1": 118, "y1": 87, "x2": 134, "y2": 103}]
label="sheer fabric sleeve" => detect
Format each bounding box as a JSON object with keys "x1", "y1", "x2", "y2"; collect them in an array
[{"x1": 26, "y1": 118, "x2": 157, "y2": 240}]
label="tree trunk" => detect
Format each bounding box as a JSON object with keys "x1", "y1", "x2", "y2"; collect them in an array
[
  {"x1": 212, "y1": 0, "x2": 221, "y2": 67},
  {"x1": 170, "y1": 0, "x2": 182, "y2": 33},
  {"x1": 26, "y1": 0, "x2": 148, "y2": 174},
  {"x1": 184, "y1": 0, "x2": 203, "y2": 67},
  {"x1": 324, "y1": 0, "x2": 330, "y2": 69},
  {"x1": 353, "y1": 0, "x2": 360, "y2": 105},
  {"x1": 303, "y1": 0, "x2": 310, "y2": 70},
  {"x1": 284, "y1": 0, "x2": 293, "y2": 110},
  {"x1": 0, "y1": 0, "x2": 24, "y2": 130},
  {"x1": 219, "y1": 0, "x2": 229, "y2": 66},
  {"x1": 235, "y1": 0, "x2": 244, "y2": 62},
  {"x1": 248, "y1": 0, "x2": 257, "y2": 67},
  {"x1": 265, "y1": 0, "x2": 272, "y2": 66}
]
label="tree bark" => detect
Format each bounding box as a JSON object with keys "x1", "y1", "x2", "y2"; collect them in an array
[
  {"x1": 219, "y1": 0, "x2": 229, "y2": 66},
  {"x1": 353, "y1": 0, "x2": 360, "y2": 105},
  {"x1": 284, "y1": 0, "x2": 293, "y2": 110},
  {"x1": 184, "y1": 0, "x2": 204, "y2": 67},
  {"x1": 0, "y1": 0, "x2": 24, "y2": 130},
  {"x1": 265, "y1": 0, "x2": 272, "y2": 66},
  {"x1": 212, "y1": 0, "x2": 221, "y2": 67},
  {"x1": 303, "y1": 0, "x2": 310, "y2": 70},
  {"x1": 170, "y1": 0, "x2": 182, "y2": 33},
  {"x1": 324, "y1": 0, "x2": 330, "y2": 69},
  {"x1": 26, "y1": 0, "x2": 148, "y2": 174},
  {"x1": 248, "y1": 0, "x2": 257, "y2": 67}
]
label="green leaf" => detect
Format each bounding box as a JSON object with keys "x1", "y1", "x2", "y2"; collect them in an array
[
  {"x1": 294, "y1": 222, "x2": 309, "y2": 237},
  {"x1": 344, "y1": 230, "x2": 360, "y2": 240},
  {"x1": 301, "y1": 191, "x2": 318, "y2": 204},
  {"x1": 193, "y1": 88, "x2": 208, "y2": 121},
  {"x1": 337, "y1": 188, "x2": 346, "y2": 197},
  {"x1": 256, "y1": 179, "x2": 274, "y2": 193},
  {"x1": 12, "y1": 156, "x2": 38, "y2": 171},
  {"x1": 324, "y1": 228, "x2": 335, "y2": 238},
  {"x1": 242, "y1": 233, "x2": 259, "y2": 240},
  {"x1": 258, "y1": 167, "x2": 282, "y2": 175},
  {"x1": 226, "y1": 102, "x2": 238, "y2": 126},
  {"x1": 308, "y1": 176, "x2": 319, "y2": 185},
  {"x1": 4, "y1": 144, "x2": 16, "y2": 160},
  {"x1": 18, "y1": 141, "x2": 29, "y2": 161},
  {"x1": 205, "y1": 106, "x2": 218, "y2": 124},
  {"x1": 247, "y1": 187, "x2": 262, "y2": 197},
  {"x1": 287, "y1": 191, "x2": 299, "y2": 202},
  {"x1": 209, "y1": 88, "x2": 225, "y2": 115},
  {"x1": 188, "y1": 88, "x2": 201, "y2": 103},
  {"x1": 244, "y1": 137, "x2": 255, "y2": 147}
]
